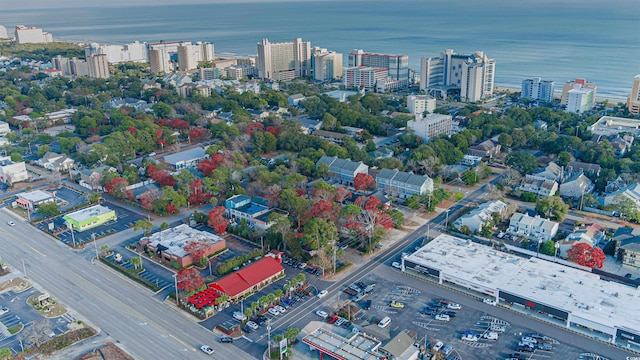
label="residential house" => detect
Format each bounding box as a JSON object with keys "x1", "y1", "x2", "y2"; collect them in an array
[
  {"x1": 376, "y1": 169, "x2": 433, "y2": 199},
  {"x1": 163, "y1": 147, "x2": 207, "y2": 170},
  {"x1": 559, "y1": 173, "x2": 594, "y2": 199},
  {"x1": 36, "y1": 151, "x2": 75, "y2": 172},
  {"x1": 467, "y1": 140, "x2": 501, "y2": 159},
  {"x1": 139, "y1": 224, "x2": 226, "y2": 268},
  {"x1": 311, "y1": 130, "x2": 349, "y2": 144},
  {"x1": 369, "y1": 147, "x2": 394, "y2": 160},
  {"x1": 605, "y1": 176, "x2": 627, "y2": 193},
  {"x1": 103, "y1": 97, "x2": 151, "y2": 112},
  {"x1": 566, "y1": 161, "x2": 601, "y2": 179},
  {"x1": 519, "y1": 175, "x2": 558, "y2": 197},
  {"x1": 557, "y1": 223, "x2": 606, "y2": 258},
  {"x1": 612, "y1": 227, "x2": 640, "y2": 268},
  {"x1": 535, "y1": 161, "x2": 564, "y2": 182},
  {"x1": 0, "y1": 157, "x2": 28, "y2": 184},
  {"x1": 126, "y1": 180, "x2": 161, "y2": 201},
  {"x1": 297, "y1": 117, "x2": 323, "y2": 134},
  {"x1": 602, "y1": 183, "x2": 640, "y2": 209},
  {"x1": 461, "y1": 155, "x2": 482, "y2": 166},
  {"x1": 609, "y1": 135, "x2": 634, "y2": 157},
  {"x1": 225, "y1": 195, "x2": 286, "y2": 230},
  {"x1": 288, "y1": 94, "x2": 305, "y2": 106},
  {"x1": 454, "y1": 200, "x2": 507, "y2": 233},
  {"x1": 507, "y1": 213, "x2": 559, "y2": 242},
  {"x1": 0, "y1": 120, "x2": 10, "y2": 136},
  {"x1": 316, "y1": 156, "x2": 369, "y2": 186},
  {"x1": 16, "y1": 190, "x2": 55, "y2": 211},
  {"x1": 78, "y1": 165, "x2": 116, "y2": 191}
]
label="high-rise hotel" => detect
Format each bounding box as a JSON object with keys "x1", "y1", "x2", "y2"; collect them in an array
[{"x1": 257, "y1": 38, "x2": 311, "y2": 81}]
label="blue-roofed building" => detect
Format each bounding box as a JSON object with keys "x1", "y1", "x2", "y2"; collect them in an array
[
  {"x1": 163, "y1": 147, "x2": 207, "y2": 170},
  {"x1": 225, "y1": 195, "x2": 287, "y2": 230}
]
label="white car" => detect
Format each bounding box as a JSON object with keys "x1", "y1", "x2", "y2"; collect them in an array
[
  {"x1": 391, "y1": 262, "x2": 402, "y2": 269},
  {"x1": 274, "y1": 305, "x2": 286, "y2": 313},
  {"x1": 232, "y1": 311, "x2": 246, "y2": 321},
  {"x1": 432, "y1": 341, "x2": 444, "y2": 352},
  {"x1": 200, "y1": 345, "x2": 214, "y2": 355},
  {"x1": 435, "y1": 314, "x2": 450, "y2": 321},
  {"x1": 483, "y1": 298, "x2": 497, "y2": 306},
  {"x1": 482, "y1": 332, "x2": 499, "y2": 340},
  {"x1": 7, "y1": 221, "x2": 15, "y2": 227},
  {"x1": 461, "y1": 334, "x2": 478, "y2": 342},
  {"x1": 315, "y1": 310, "x2": 328, "y2": 319},
  {"x1": 0, "y1": 307, "x2": 8, "y2": 316},
  {"x1": 268, "y1": 307, "x2": 280, "y2": 316},
  {"x1": 447, "y1": 302, "x2": 461, "y2": 310},
  {"x1": 317, "y1": 290, "x2": 328, "y2": 298},
  {"x1": 246, "y1": 321, "x2": 259, "y2": 330},
  {"x1": 490, "y1": 324, "x2": 506, "y2": 333}
]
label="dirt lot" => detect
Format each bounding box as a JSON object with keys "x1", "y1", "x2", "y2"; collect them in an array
[{"x1": 77, "y1": 342, "x2": 134, "y2": 360}]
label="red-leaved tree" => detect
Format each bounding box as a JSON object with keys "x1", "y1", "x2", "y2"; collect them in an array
[
  {"x1": 334, "y1": 187, "x2": 352, "y2": 204},
  {"x1": 245, "y1": 122, "x2": 265, "y2": 136},
  {"x1": 184, "y1": 240, "x2": 209, "y2": 266},
  {"x1": 150, "y1": 170, "x2": 176, "y2": 187},
  {"x1": 567, "y1": 243, "x2": 606, "y2": 269},
  {"x1": 353, "y1": 173, "x2": 375, "y2": 192},
  {"x1": 176, "y1": 267, "x2": 205, "y2": 294},
  {"x1": 105, "y1": 177, "x2": 129, "y2": 199},
  {"x1": 208, "y1": 206, "x2": 228, "y2": 234}
]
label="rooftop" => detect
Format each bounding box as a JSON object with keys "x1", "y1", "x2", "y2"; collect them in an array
[
  {"x1": 144, "y1": 224, "x2": 224, "y2": 258},
  {"x1": 17, "y1": 190, "x2": 54, "y2": 202},
  {"x1": 163, "y1": 147, "x2": 206, "y2": 165},
  {"x1": 211, "y1": 257, "x2": 284, "y2": 297},
  {"x1": 64, "y1": 205, "x2": 113, "y2": 222},
  {"x1": 302, "y1": 328, "x2": 385, "y2": 360},
  {"x1": 590, "y1": 116, "x2": 640, "y2": 136}
]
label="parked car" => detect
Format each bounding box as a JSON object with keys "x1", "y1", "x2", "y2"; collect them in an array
[
  {"x1": 268, "y1": 308, "x2": 280, "y2": 316},
  {"x1": 421, "y1": 308, "x2": 436, "y2": 315},
  {"x1": 274, "y1": 305, "x2": 286, "y2": 313},
  {"x1": 362, "y1": 300, "x2": 371, "y2": 310},
  {"x1": 334, "y1": 317, "x2": 346, "y2": 327},
  {"x1": 246, "y1": 321, "x2": 259, "y2": 330},
  {"x1": 432, "y1": 341, "x2": 444, "y2": 352},
  {"x1": 242, "y1": 324, "x2": 254, "y2": 333},
  {"x1": 316, "y1": 310, "x2": 328, "y2": 319},
  {"x1": 392, "y1": 262, "x2": 402, "y2": 269},
  {"x1": 447, "y1": 302, "x2": 461, "y2": 310},
  {"x1": 0, "y1": 307, "x2": 8, "y2": 316},
  {"x1": 317, "y1": 290, "x2": 328, "y2": 298},
  {"x1": 517, "y1": 344, "x2": 535, "y2": 352},
  {"x1": 490, "y1": 324, "x2": 506, "y2": 332},
  {"x1": 218, "y1": 337, "x2": 233, "y2": 343},
  {"x1": 338, "y1": 243, "x2": 348, "y2": 250},
  {"x1": 200, "y1": 345, "x2": 214, "y2": 355},
  {"x1": 327, "y1": 315, "x2": 339, "y2": 324},
  {"x1": 537, "y1": 342, "x2": 553, "y2": 351},
  {"x1": 521, "y1": 336, "x2": 538, "y2": 344},
  {"x1": 442, "y1": 345, "x2": 453, "y2": 355},
  {"x1": 435, "y1": 314, "x2": 450, "y2": 321},
  {"x1": 483, "y1": 298, "x2": 497, "y2": 306},
  {"x1": 233, "y1": 311, "x2": 246, "y2": 321},
  {"x1": 341, "y1": 321, "x2": 352, "y2": 329},
  {"x1": 482, "y1": 332, "x2": 499, "y2": 340},
  {"x1": 442, "y1": 311, "x2": 457, "y2": 317},
  {"x1": 505, "y1": 354, "x2": 527, "y2": 360},
  {"x1": 461, "y1": 334, "x2": 478, "y2": 342},
  {"x1": 390, "y1": 300, "x2": 405, "y2": 308},
  {"x1": 343, "y1": 288, "x2": 357, "y2": 296}
]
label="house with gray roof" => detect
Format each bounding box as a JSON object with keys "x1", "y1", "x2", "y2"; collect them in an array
[
  {"x1": 519, "y1": 174, "x2": 558, "y2": 197},
  {"x1": 507, "y1": 213, "x2": 559, "y2": 242},
  {"x1": 317, "y1": 156, "x2": 368, "y2": 186},
  {"x1": 379, "y1": 331, "x2": 419, "y2": 360},
  {"x1": 312, "y1": 130, "x2": 349, "y2": 144},
  {"x1": 612, "y1": 227, "x2": 640, "y2": 268},
  {"x1": 36, "y1": 151, "x2": 75, "y2": 172},
  {"x1": 559, "y1": 173, "x2": 594, "y2": 199},
  {"x1": 566, "y1": 161, "x2": 601, "y2": 179},
  {"x1": 454, "y1": 200, "x2": 506, "y2": 233},
  {"x1": 535, "y1": 161, "x2": 564, "y2": 182},
  {"x1": 163, "y1": 147, "x2": 207, "y2": 170},
  {"x1": 376, "y1": 168, "x2": 433, "y2": 199}
]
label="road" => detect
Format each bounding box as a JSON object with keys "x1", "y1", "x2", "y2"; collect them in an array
[{"x1": 0, "y1": 209, "x2": 255, "y2": 360}]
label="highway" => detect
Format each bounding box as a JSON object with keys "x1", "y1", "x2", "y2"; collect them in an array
[{"x1": 0, "y1": 209, "x2": 255, "y2": 360}]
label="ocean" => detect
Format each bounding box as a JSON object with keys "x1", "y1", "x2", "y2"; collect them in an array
[{"x1": 2, "y1": 0, "x2": 640, "y2": 99}]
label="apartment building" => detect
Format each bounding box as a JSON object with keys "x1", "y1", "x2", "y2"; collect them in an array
[
  {"x1": 342, "y1": 66, "x2": 387, "y2": 90},
  {"x1": 507, "y1": 213, "x2": 559, "y2": 242},
  {"x1": 376, "y1": 168, "x2": 434, "y2": 199},
  {"x1": 521, "y1": 77, "x2": 555, "y2": 103},
  {"x1": 316, "y1": 156, "x2": 369, "y2": 186},
  {"x1": 627, "y1": 75, "x2": 640, "y2": 115},
  {"x1": 311, "y1": 47, "x2": 343, "y2": 81},
  {"x1": 178, "y1": 44, "x2": 199, "y2": 72},
  {"x1": 407, "y1": 95, "x2": 436, "y2": 115},
  {"x1": 84, "y1": 41, "x2": 148, "y2": 64},
  {"x1": 348, "y1": 49, "x2": 409, "y2": 81},
  {"x1": 565, "y1": 84, "x2": 595, "y2": 114},
  {"x1": 257, "y1": 38, "x2": 311, "y2": 81},
  {"x1": 149, "y1": 48, "x2": 172, "y2": 75},
  {"x1": 87, "y1": 54, "x2": 110, "y2": 79},
  {"x1": 561, "y1": 78, "x2": 596, "y2": 108},
  {"x1": 460, "y1": 51, "x2": 495, "y2": 102},
  {"x1": 406, "y1": 113, "x2": 452, "y2": 143}
]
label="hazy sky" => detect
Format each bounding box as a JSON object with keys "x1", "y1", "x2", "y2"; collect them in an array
[{"x1": 4, "y1": 0, "x2": 345, "y2": 10}]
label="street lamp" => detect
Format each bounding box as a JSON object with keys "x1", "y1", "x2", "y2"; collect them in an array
[
  {"x1": 444, "y1": 209, "x2": 450, "y2": 230},
  {"x1": 174, "y1": 273, "x2": 179, "y2": 306},
  {"x1": 554, "y1": 242, "x2": 560, "y2": 263},
  {"x1": 536, "y1": 238, "x2": 542, "y2": 257}
]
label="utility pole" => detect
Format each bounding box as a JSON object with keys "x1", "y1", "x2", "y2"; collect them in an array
[
  {"x1": 69, "y1": 224, "x2": 76, "y2": 248},
  {"x1": 92, "y1": 233, "x2": 99, "y2": 261},
  {"x1": 267, "y1": 319, "x2": 272, "y2": 357},
  {"x1": 22, "y1": 258, "x2": 27, "y2": 278},
  {"x1": 174, "y1": 274, "x2": 179, "y2": 306},
  {"x1": 333, "y1": 244, "x2": 337, "y2": 275}
]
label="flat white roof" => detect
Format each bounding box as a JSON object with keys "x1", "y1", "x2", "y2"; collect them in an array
[
  {"x1": 64, "y1": 205, "x2": 113, "y2": 222},
  {"x1": 502, "y1": 258, "x2": 640, "y2": 333},
  {"x1": 18, "y1": 190, "x2": 54, "y2": 202},
  {"x1": 405, "y1": 234, "x2": 526, "y2": 292},
  {"x1": 145, "y1": 224, "x2": 224, "y2": 258},
  {"x1": 590, "y1": 116, "x2": 640, "y2": 136},
  {"x1": 302, "y1": 328, "x2": 384, "y2": 360}
]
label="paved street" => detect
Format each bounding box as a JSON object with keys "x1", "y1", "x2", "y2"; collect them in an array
[{"x1": 0, "y1": 209, "x2": 255, "y2": 360}]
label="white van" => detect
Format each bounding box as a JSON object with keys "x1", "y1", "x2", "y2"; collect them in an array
[{"x1": 378, "y1": 316, "x2": 391, "y2": 328}]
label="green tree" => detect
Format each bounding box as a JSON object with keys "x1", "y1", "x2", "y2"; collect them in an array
[
  {"x1": 37, "y1": 144, "x2": 51, "y2": 157},
  {"x1": 540, "y1": 240, "x2": 557, "y2": 256},
  {"x1": 88, "y1": 192, "x2": 100, "y2": 204},
  {"x1": 506, "y1": 151, "x2": 539, "y2": 175},
  {"x1": 134, "y1": 219, "x2": 153, "y2": 236},
  {"x1": 268, "y1": 213, "x2": 291, "y2": 252},
  {"x1": 557, "y1": 151, "x2": 571, "y2": 167},
  {"x1": 535, "y1": 196, "x2": 569, "y2": 221},
  {"x1": 611, "y1": 195, "x2": 640, "y2": 222},
  {"x1": 130, "y1": 256, "x2": 143, "y2": 270},
  {"x1": 152, "y1": 102, "x2": 174, "y2": 118},
  {"x1": 36, "y1": 202, "x2": 59, "y2": 217},
  {"x1": 498, "y1": 133, "x2": 513, "y2": 148}
]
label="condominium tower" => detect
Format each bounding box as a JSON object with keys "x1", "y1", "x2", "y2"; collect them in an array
[
  {"x1": 348, "y1": 49, "x2": 409, "y2": 81},
  {"x1": 407, "y1": 113, "x2": 452, "y2": 143},
  {"x1": 407, "y1": 95, "x2": 436, "y2": 115},
  {"x1": 627, "y1": 75, "x2": 640, "y2": 115},
  {"x1": 87, "y1": 54, "x2": 110, "y2": 79},
  {"x1": 257, "y1": 38, "x2": 311, "y2": 81},
  {"x1": 561, "y1": 78, "x2": 597, "y2": 107},
  {"x1": 311, "y1": 47, "x2": 343, "y2": 81},
  {"x1": 565, "y1": 84, "x2": 595, "y2": 114},
  {"x1": 521, "y1": 77, "x2": 555, "y2": 103}
]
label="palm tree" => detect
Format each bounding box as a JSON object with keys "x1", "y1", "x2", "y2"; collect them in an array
[
  {"x1": 130, "y1": 257, "x2": 142, "y2": 270},
  {"x1": 274, "y1": 289, "x2": 283, "y2": 301},
  {"x1": 250, "y1": 301, "x2": 259, "y2": 315},
  {"x1": 266, "y1": 294, "x2": 276, "y2": 307},
  {"x1": 295, "y1": 273, "x2": 306, "y2": 284},
  {"x1": 258, "y1": 296, "x2": 268, "y2": 310},
  {"x1": 100, "y1": 245, "x2": 110, "y2": 255}
]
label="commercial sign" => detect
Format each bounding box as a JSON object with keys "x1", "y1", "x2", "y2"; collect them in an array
[
  {"x1": 404, "y1": 260, "x2": 439, "y2": 277},
  {"x1": 617, "y1": 328, "x2": 640, "y2": 343},
  {"x1": 279, "y1": 338, "x2": 288, "y2": 355}
]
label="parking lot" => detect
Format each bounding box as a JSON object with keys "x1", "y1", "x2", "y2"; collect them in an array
[
  {"x1": 0, "y1": 287, "x2": 76, "y2": 355},
  {"x1": 36, "y1": 201, "x2": 145, "y2": 246}
]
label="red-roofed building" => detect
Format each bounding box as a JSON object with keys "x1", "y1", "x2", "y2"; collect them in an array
[{"x1": 210, "y1": 257, "x2": 285, "y2": 301}]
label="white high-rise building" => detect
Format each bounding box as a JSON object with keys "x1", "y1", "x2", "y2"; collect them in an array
[
  {"x1": 0, "y1": 25, "x2": 8, "y2": 39},
  {"x1": 311, "y1": 47, "x2": 343, "y2": 81},
  {"x1": 627, "y1": 75, "x2": 640, "y2": 115},
  {"x1": 565, "y1": 85, "x2": 595, "y2": 114},
  {"x1": 343, "y1": 66, "x2": 388, "y2": 91},
  {"x1": 407, "y1": 95, "x2": 436, "y2": 115},
  {"x1": 407, "y1": 113, "x2": 452, "y2": 143},
  {"x1": 521, "y1": 77, "x2": 555, "y2": 103},
  {"x1": 561, "y1": 78, "x2": 596, "y2": 107},
  {"x1": 86, "y1": 42, "x2": 150, "y2": 64},
  {"x1": 87, "y1": 54, "x2": 110, "y2": 79},
  {"x1": 15, "y1": 25, "x2": 52, "y2": 44},
  {"x1": 257, "y1": 38, "x2": 311, "y2": 81},
  {"x1": 460, "y1": 51, "x2": 495, "y2": 102},
  {"x1": 149, "y1": 48, "x2": 172, "y2": 75},
  {"x1": 420, "y1": 49, "x2": 495, "y2": 103},
  {"x1": 348, "y1": 49, "x2": 409, "y2": 82},
  {"x1": 196, "y1": 42, "x2": 215, "y2": 62},
  {"x1": 178, "y1": 44, "x2": 199, "y2": 72}
]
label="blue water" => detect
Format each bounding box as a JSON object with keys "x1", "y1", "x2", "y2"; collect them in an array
[{"x1": 3, "y1": 0, "x2": 639, "y2": 99}]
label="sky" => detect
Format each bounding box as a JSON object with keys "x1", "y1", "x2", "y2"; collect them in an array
[{"x1": 3, "y1": 0, "x2": 348, "y2": 10}]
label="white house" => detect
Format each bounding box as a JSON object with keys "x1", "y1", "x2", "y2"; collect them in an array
[
  {"x1": 557, "y1": 223, "x2": 606, "y2": 259},
  {"x1": 602, "y1": 183, "x2": 640, "y2": 210},
  {"x1": 559, "y1": 173, "x2": 594, "y2": 199},
  {"x1": 376, "y1": 169, "x2": 433, "y2": 199},
  {"x1": 36, "y1": 152, "x2": 75, "y2": 172},
  {"x1": 454, "y1": 200, "x2": 507, "y2": 233},
  {"x1": 288, "y1": 94, "x2": 305, "y2": 106},
  {"x1": 507, "y1": 213, "x2": 559, "y2": 242},
  {"x1": 535, "y1": 161, "x2": 564, "y2": 182},
  {"x1": 519, "y1": 175, "x2": 558, "y2": 197},
  {"x1": 0, "y1": 157, "x2": 28, "y2": 184}
]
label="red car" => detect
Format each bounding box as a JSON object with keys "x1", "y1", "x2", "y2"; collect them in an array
[{"x1": 327, "y1": 315, "x2": 339, "y2": 324}]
